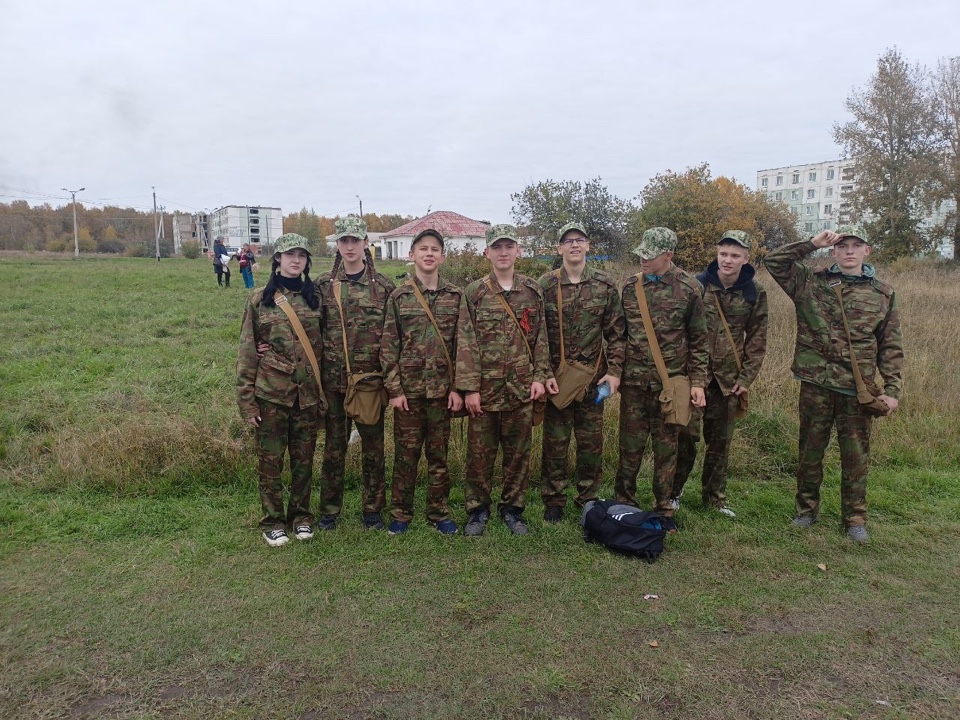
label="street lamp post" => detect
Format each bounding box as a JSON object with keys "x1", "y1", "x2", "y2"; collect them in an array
[
  {"x1": 355, "y1": 194, "x2": 363, "y2": 218},
  {"x1": 61, "y1": 187, "x2": 85, "y2": 257}
]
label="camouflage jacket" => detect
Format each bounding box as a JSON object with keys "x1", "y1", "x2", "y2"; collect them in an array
[
  {"x1": 696, "y1": 262, "x2": 769, "y2": 393},
  {"x1": 380, "y1": 276, "x2": 462, "y2": 400},
  {"x1": 315, "y1": 265, "x2": 396, "y2": 393},
  {"x1": 455, "y1": 272, "x2": 553, "y2": 410},
  {"x1": 236, "y1": 287, "x2": 325, "y2": 420},
  {"x1": 620, "y1": 264, "x2": 709, "y2": 389},
  {"x1": 764, "y1": 240, "x2": 903, "y2": 398},
  {"x1": 538, "y1": 265, "x2": 626, "y2": 382}
]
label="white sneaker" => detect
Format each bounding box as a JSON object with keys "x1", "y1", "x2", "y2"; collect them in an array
[
  {"x1": 717, "y1": 506, "x2": 737, "y2": 518},
  {"x1": 294, "y1": 524, "x2": 314, "y2": 541},
  {"x1": 348, "y1": 427, "x2": 361, "y2": 446},
  {"x1": 667, "y1": 497, "x2": 681, "y2": 511},
  {"x1": 262, "y1": 529, "x2": 289, "y2": 547}
]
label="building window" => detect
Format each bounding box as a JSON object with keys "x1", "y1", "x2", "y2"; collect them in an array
[
  {"x1": 776, "y1": 176, "x2": 783, "y2": 186},
  {"x1": 806, "y1": 206, "x2": 813, "y2": 216},
  {"x1": 775, "y1": 192, "x2": 782, "y2": 201},
  {"x1": 761, "y1": 177, "x2": 768, "y2": 187},
  {"x1": 791, "y1": 190, "x2": 799, "y2": 200},
  {"x1": 807, "y1": 189, "x2": 816, "y2": 199},
  {"x1": 823, "y1": 221, "x2": 832, "y2": 230},
  {"x1": 824, "y1": 204, "x2": 833, "y2": 214},
  {"x1": 804, "y1": 222, "x2": 813, "y2": 232},
  {"x1": 249, "y1": 208, "x2": 259, "y2": 215},
  {"x1": 841, "y1": 185, "x2": 854, "y2": 194},
  {"x1": 792, "y1": 173, "x2": 800, "y2": 184},
  {"x1": 827, "y1": 169, "x2": 835, "y2": 180},
  {"x1": 250, "y1": 218, "x2": 259, "y2": 225},
  {"x1": 250, "y1": 227, "x2": 260, "y2": 234},
  {"x1": 825, "y1": 186, "x2": 833, "y2": 197},
  {"x1": 809, "y1": 171, "x2": 817, "y2": 182},
  {"x1": 842, "y1": 167, "x2": 855, "y2": 180},
  {"x1": 791, "y1": 207, "x2": 799, "y2": 216}
]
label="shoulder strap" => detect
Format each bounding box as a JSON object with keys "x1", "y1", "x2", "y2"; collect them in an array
[
  {"x1": 406, "y1": 278, "x2": 454, "y2": 385},
  {"x1": 554, "y1": 269, "x2": 566, "y2": 364},
  {"x1": 633, "y1": 274, "x2": 671, "y2": 387},
  {"x1": 331, "y1": 279, "x2": 352, "y2": 374},
  {"x1": 832, "y1": 283, "x2": 874, "y2": 403},
  {"x1": 485, "y1": 277, "x2": 534, "y2": 364},
  {"x1": 713, "y1": 294, "x2": 742, "y2": 372},
  {"x1": 273, "y1": 292, "x2": 323, "y2": 397}
]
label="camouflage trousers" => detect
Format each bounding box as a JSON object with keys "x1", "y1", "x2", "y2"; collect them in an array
[
  {"x1": 256, "y1": 398, "x2": 320, "y2": 532},
  {"x1": 320, "y1": 390, "x2": 386, "y2": 517},
  {"x1": 675, "y1": 380, "x2": 737, "y2": 507},
  {"x1": 796, "y1": 382, "x2": 872, "y2": 528},
  {"x1": 614, "y1": 383, "x2": 680, "y2": 516},
  {"x1": 540, "y1": 393, "x2": 604, "y2": 508},
  {"x1": 390, "y1": 397, "x2": 453, "y2": 523},
  {"x1": 464, "y1": 403, "x2": 533, "y2": 515}
]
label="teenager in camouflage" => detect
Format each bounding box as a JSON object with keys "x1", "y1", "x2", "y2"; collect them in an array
[
  {"x1": 237, "y1": 233, "x2": 326, "y2": 547},
  {"x1": 538, "y1": 222, "x2": 625, "y2": 522},
  {"x1": 315, "y1": 215, "x2": 396, "y2": 530},
  {"x1": 615, "y1": 227, "x2": 709, "y2": 521},
  {"x1": 673, "y1": 230, "x2": 769, "y2": 517},
  {"x1": 456, "y1": 224, "x2": 557, "y2": 536},
  {"x1": 765, "y1": 227, "x2": 902, "y2": 542},
  {"x1": 380, "y1": 228, "x2": 463, "y2": 535}
]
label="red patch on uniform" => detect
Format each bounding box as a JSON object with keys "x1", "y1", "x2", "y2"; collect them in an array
[{"x1": 520, "y1": 308, "x2": 533, "y2": 333}]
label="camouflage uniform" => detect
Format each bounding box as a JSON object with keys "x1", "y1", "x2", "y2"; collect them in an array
[
  {"x1": 315, "y1": 217, "x2": 396, "y2": 517},
  {"x1": 236, "y1": 234, "x2": 326, "y2": 532},
  {"x1": 456, "y1": 226, "x2": 553, "y2": 516},
  {"x1": 380, "y1": 274, "x2": 462, "y2": 523},
  {"x1": 538, "y1": 260, "x2": 625, "y2": 509},
  {"x1": 675, "y1": 231, "x2": 769, "y2": 508},
  {"x1": 764, "y1": 233, "x2": 903, "y2": 528},
  {"x1": 614, "y1": 228, "x2": 709, "y2": 516}
]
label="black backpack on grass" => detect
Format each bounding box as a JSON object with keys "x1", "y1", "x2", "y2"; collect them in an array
[{"x1": 581, "y1": 500, "x2": 668, "y2": 563}]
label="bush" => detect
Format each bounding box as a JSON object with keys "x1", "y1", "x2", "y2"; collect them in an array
[
  {"x1": 97, "y1": 240, "x2": 125, "y2": 254},
  {"x1": 180, "y1": 240, "x2": 201, "y2": 259},
  {"x1": 440, "y1": 247, "x2": 552, "y2": 288},
  {"x1": 44, "y1": 237, "x2": 68, "y2": 252}
]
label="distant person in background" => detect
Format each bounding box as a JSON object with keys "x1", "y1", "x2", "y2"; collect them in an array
[
  {"x1": 213, "y1": 236, "x2": 231, "y2": 287},
  {"x1": 240, "y1": 243, "x2": 256, "y2": 289}
]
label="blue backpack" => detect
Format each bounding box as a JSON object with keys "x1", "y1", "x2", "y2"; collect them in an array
[{"x1": 581, "y1": 500, "x2": 669, "y2": 563}]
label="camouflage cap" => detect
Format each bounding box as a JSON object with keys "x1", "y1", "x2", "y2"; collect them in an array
[
  {"x1": 557, "y1": 221, "x2": 588, "y2": 243},
  {"x1": 632, "y1": 227, "x2": 678, "y2": 260},
  {"x1": 334, "y1": 214, "x2": 368, "y2": 241},
  {"x1": 837, "y1": 224, "x2": 869, "y2": 243},
  {"x1": 719, "y1": 230, "x2": 751, "y2": 249},
  {"x1": 411, "y1": 227, "x2": 445, "y2": 249},
  {"x1": 273, "y1": 233, "x2": 312, "y2": 254},
  {"x1": 485, "y1": 223, "x2": 520, "y2": 247}
]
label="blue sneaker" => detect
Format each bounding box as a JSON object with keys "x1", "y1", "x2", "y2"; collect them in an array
[
  {"x1": 431, "y1": 519, "x2": 458, "y2": 535},
  {"x1": 388, "y1": 519, "x2": 409, "y2": 535},
  {"x1": 317, "y1": 514, "x2": 337, "y2": 531},
  {"x1": 363, "y1": 512, "x2": 385, "y2": 530}
]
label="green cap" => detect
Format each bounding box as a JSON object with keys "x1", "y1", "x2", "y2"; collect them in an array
[
  {"x1": 837, "y1": 225, "x2": 869, "y2": 243},
  {"x1": 720, "y1": 230, "x2": 751, "y2": 249},
  {"x1": 485, "y1": 223, "x2": 520, "y2": 247},
  {"x1": 334, "y1": 214, "x2": 368, "y2": 241},
  {"x1": 557, "y1": 221, "x2": 588, "y2": 243},
  {"x1": 632, "y1": 227, "x2": 677, "y2": 260},
  {"x1": 273, "y1": 233, "x2": 312, "y2": 254}
]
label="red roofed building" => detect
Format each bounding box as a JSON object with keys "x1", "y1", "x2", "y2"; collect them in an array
[{"x1": 381, "y1": 210, "x2": 491, "y2": 258}]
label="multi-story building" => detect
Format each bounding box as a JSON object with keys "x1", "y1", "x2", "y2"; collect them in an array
[
  {"x1": 757, "y1": 160, "x2": 955, "y2": 258},
  {"x1": 171, "y1": 212, "x2": 210, "y2": 254},
  {"x1": 208, "y1": 206, "x2": 283, "y2": 252}
]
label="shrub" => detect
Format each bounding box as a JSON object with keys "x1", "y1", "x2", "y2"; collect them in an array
[{"x1": 180, "y1": 240, "x2": 202, "y2": 259}]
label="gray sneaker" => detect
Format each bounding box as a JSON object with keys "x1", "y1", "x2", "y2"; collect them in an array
[
  {"x1": 846, "y1": 526, "x2": 870, "y2": 543},
  {"x1": 464, "y1": 508, "x2": 490, "y2": 537},
  {"x1": 501, "y1": 510, "x2": 529, "y2": 536},
  {"x1": 791, "y1": 514, "x2": 817, "y2": 528}
]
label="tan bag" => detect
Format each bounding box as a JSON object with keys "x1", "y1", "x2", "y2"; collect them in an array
[
  {"x1": 634, "y1": 276, "x2": 694, "y2": 427},
  {"x1": 333, "y1": 279, "x2": 387, "y2": 424},
  {"x1": 549, "y1": 270, "x2": 603, "y2": 409},
  {"x1": 833, "y1": 284, "x2": 891, "y2": 417},
  {"x1": 713, "y1": 296, "x2": 749, "y2": 421}
]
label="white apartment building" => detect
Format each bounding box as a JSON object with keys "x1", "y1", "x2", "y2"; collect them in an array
[{"x1": 208, "y1": 206, "x2": 283, "y2": 251}]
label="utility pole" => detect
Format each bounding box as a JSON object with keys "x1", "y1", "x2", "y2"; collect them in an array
[
  {"x1": 153, "y1": 187, "x2": 160, "y2": 260},
  {"x1": 356, "y1": 194, "x2": 363, "y2": 219},
  {"x1": 61, "y1": 186, "x2": 85, "y2": 257}
]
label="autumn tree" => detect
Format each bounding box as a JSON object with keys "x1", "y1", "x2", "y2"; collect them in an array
[
  {"x1": 931, "y1": 55, "x2": 960, "y2": 261},
  {"x1": 510, "y1": 178, "x2": 634, "y2": 257},
  {"x1": 833, "y1": 48, "x2": 943, "y2": 260},
  {"x1": 630, "y1": 163, "x2": 800, "y2": 269}
]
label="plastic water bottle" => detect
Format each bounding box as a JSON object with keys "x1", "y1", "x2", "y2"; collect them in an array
[{"x1": 595, "y1": 381, "x2": 612, "y2": 404}]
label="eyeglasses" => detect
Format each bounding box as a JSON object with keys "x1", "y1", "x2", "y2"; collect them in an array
[{"x1": 559, "y1": 237, "x2": 588, "y2": 246}]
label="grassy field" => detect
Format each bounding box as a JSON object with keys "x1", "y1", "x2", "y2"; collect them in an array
[{"x1": 1, "y1": 253, "x2": 958, "y2": 720}]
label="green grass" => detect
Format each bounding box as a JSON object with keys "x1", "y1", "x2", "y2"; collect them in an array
[{"x1": 1, "y1": 255, "x2": 958, "y2": 719}]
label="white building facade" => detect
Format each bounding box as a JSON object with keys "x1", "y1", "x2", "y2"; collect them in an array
[
  {"x1": 381, "y1": 211, "x2": 490, "y2": 259},
  {"x1": 208, "y1": 206, "x2": 283, "y2": 251}
]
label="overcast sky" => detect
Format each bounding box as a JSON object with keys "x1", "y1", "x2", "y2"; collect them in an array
[{"x1": 2, "y1": 0, "x2": 958, "y2": 222}]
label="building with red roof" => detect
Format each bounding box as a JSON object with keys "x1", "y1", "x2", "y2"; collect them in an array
[{"x1": 381, "y1": 210, "x2": 490, "y2": 258}]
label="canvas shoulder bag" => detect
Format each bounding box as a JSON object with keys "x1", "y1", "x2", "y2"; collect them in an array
[
  {"x1": 712, "y1": 293, "x2": 749, "y2": 420},
  {"x1": 273, "y1": 292, "x2": 326, "y2": 414},
  {"x1": 550, "y1": 270, "x2": 602, "y2": 409},
  {"x1": 832, "y1": 282, "x2": 890, "y2": 417},
  {"x1": 634, "y1": 274, "x2": 693, "y2": 427},
  {"x1": 485, "y1": 277, "x2": 545, "y2": 426},
  {"x1": 406, "y1": 278, "x2": 467, "y2": 417},
  {"x1": 333, "y1": 279, "x2": 387, "y2": 425}
]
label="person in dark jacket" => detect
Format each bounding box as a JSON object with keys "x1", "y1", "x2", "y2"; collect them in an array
[{"x1": 213, "y1": 236, "x2": 231, "y2": 287}]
